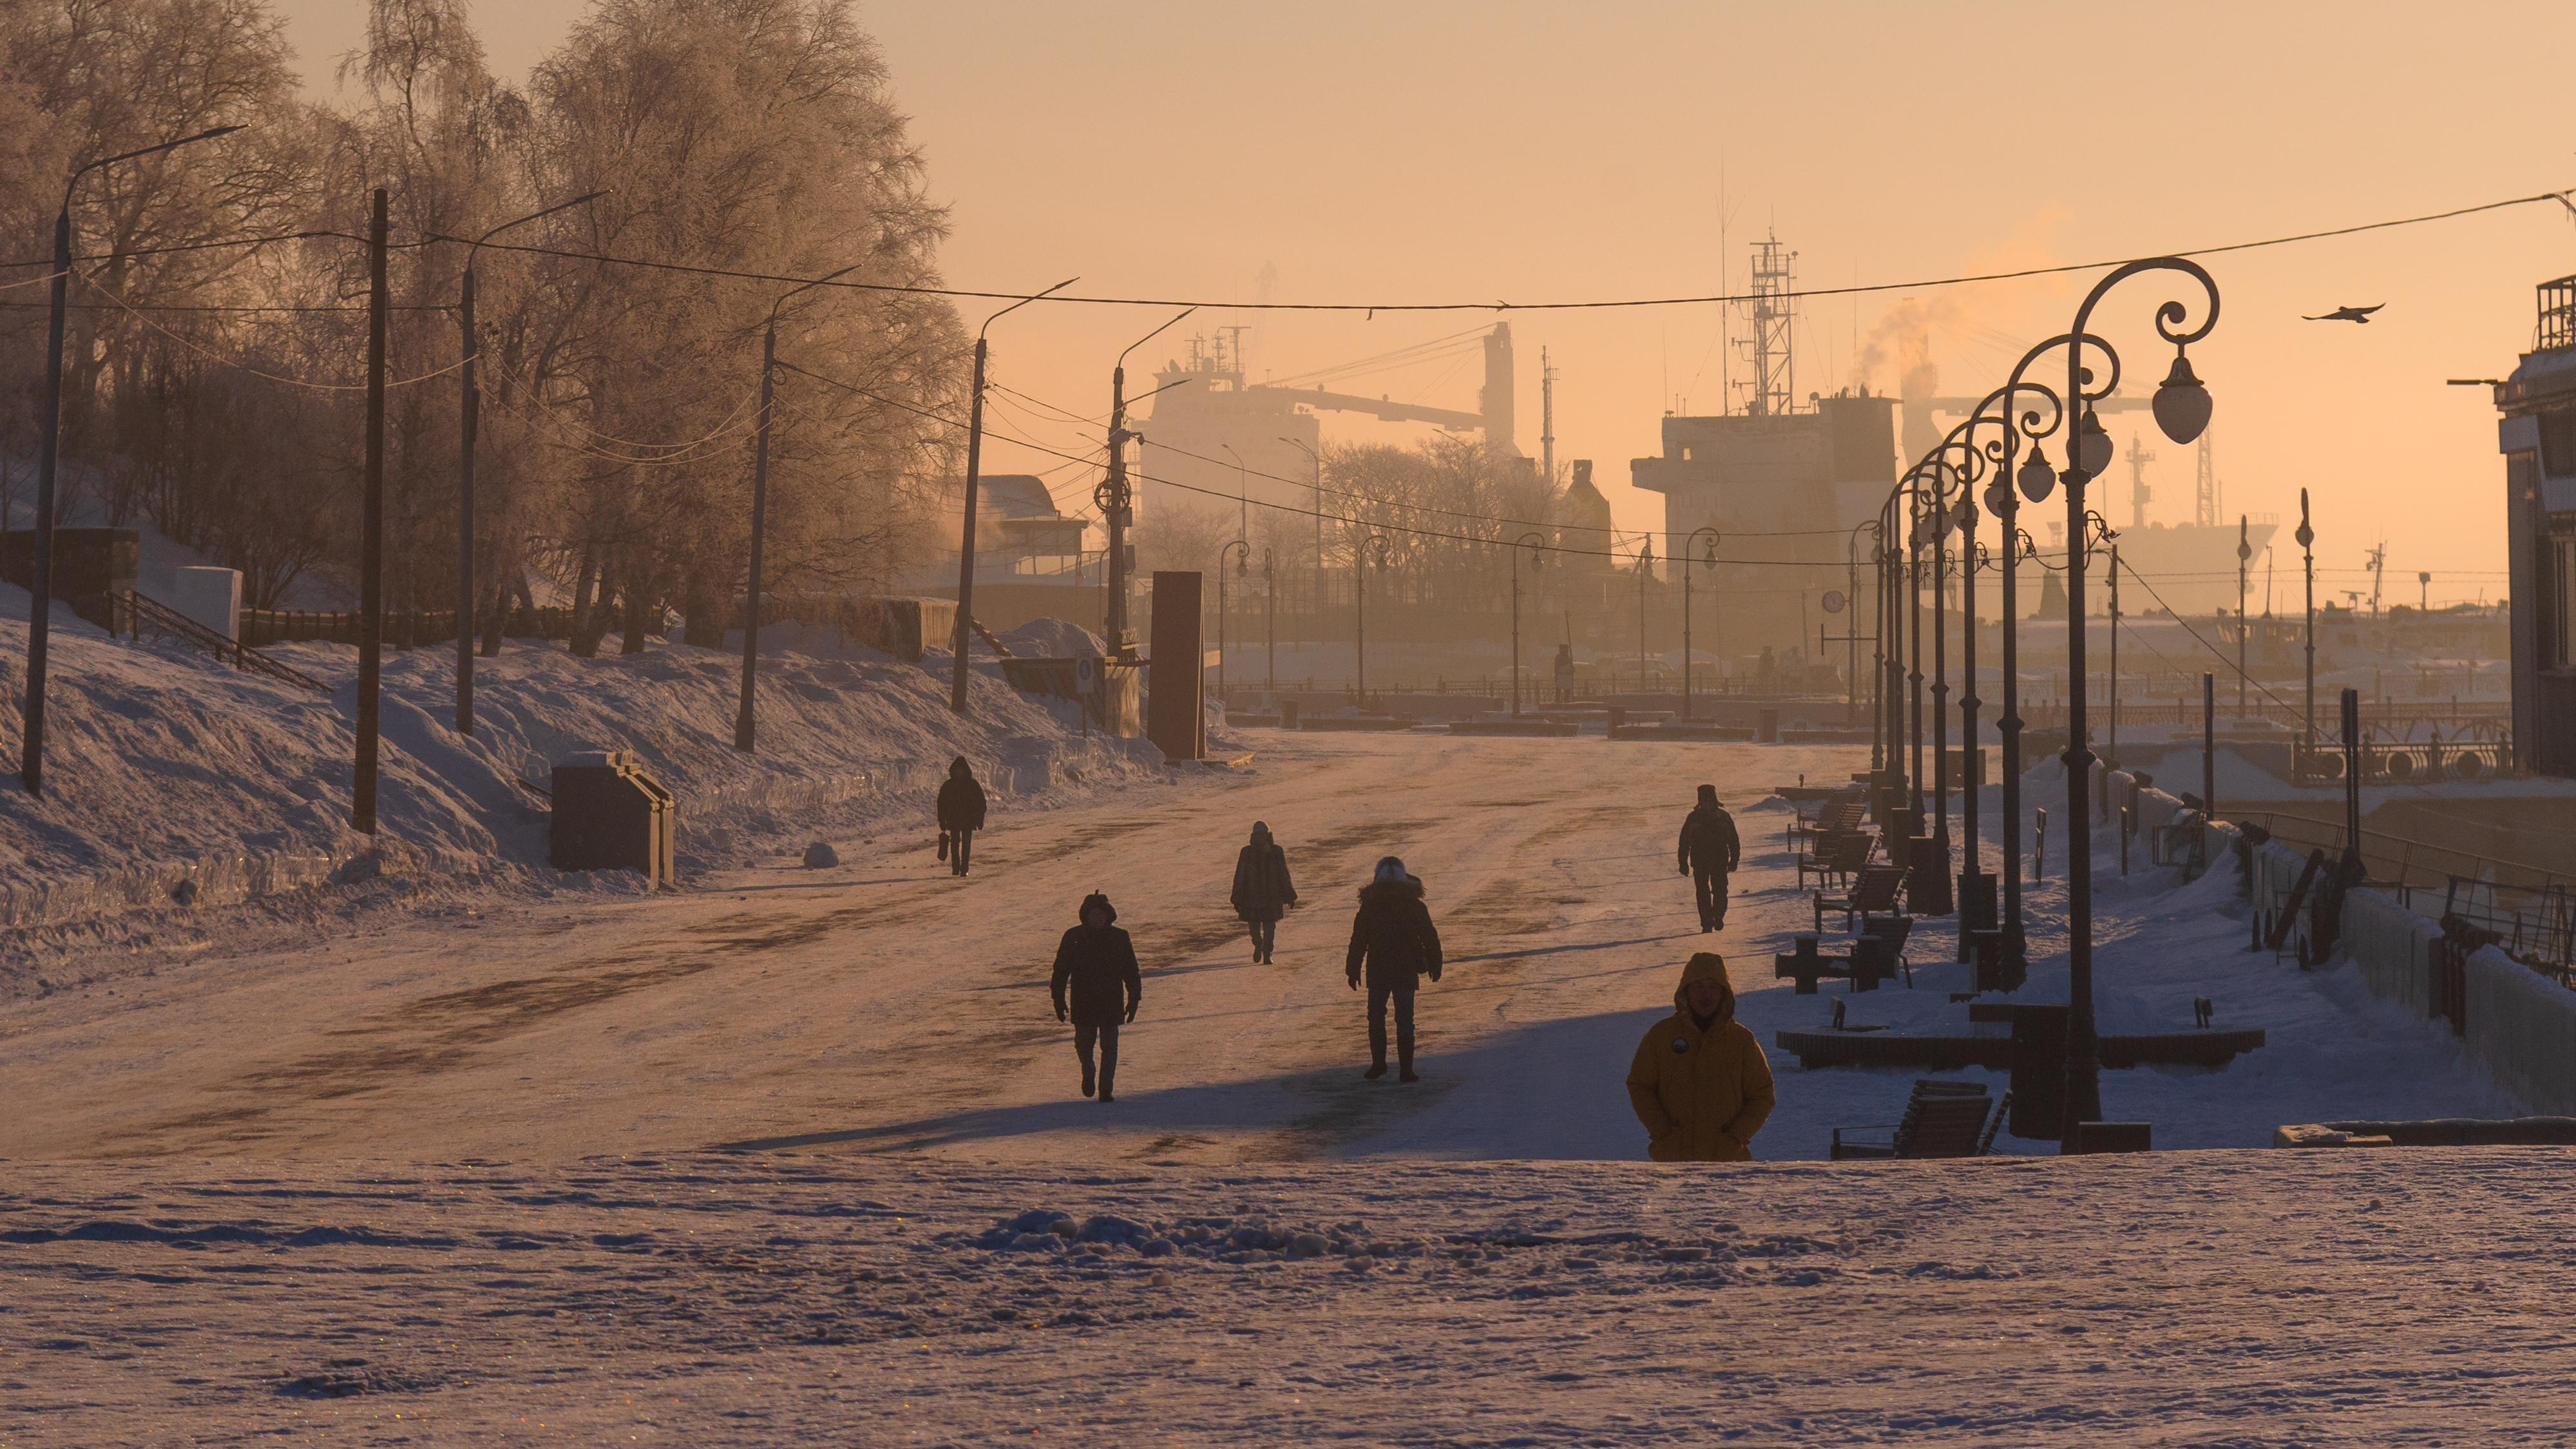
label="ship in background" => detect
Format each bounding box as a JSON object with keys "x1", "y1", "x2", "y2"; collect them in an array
[
  {"x1": 1134, "y1": 322, "x2": 1522, "y2": 535},
  {"x1": 1633, "y1": 232, "x2": 2278, "y2": 656}
]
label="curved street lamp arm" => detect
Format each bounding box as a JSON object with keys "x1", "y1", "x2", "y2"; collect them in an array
[
  {"x1": 64, "y1": 125, "x2": 243, "y2": 213},
  {"x1": 981, "y1": 275, "x2": 1082, "y2": 341},
  {"x1": 1120, "y1": 306, "x2": 1196, "y2": 372}
]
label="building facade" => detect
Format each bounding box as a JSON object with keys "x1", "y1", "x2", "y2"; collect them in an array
[{"x1": 2493, "y1": 275, "x2": 2576, "y2": 778}]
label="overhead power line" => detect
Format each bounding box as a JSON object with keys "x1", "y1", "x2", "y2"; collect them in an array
[{"x1": 405, "y1": 187, "x2": 2568, "y2": 313}]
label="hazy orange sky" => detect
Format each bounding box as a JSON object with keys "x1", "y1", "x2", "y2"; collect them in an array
[{"x1": 278, "y1": 0, "x2": 2576, "y2": 604}]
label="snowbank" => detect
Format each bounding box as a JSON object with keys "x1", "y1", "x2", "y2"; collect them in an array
[{"x1": 0, "y1": 598, "x2": 1164, "y2": 930}]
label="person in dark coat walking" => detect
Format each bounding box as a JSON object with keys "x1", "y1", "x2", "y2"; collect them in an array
[
  {"x1": 1051, "y1": 892, "x2": 1141, "y2": 1102},
  {"x1": 1677, "y1": 783, "x2": 1741, "y2": 932},
  {"x1": 1346, "y1": 856, "x2": 1443, "y2": 1082},
  {"x1": 936, "y1": 757, "x2": 987, "y2": 876},
  {"x1": 1230, "y1": 821, "x2": 1298, "y2": 963}
]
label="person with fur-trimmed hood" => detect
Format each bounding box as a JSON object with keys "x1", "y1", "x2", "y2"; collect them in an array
[
  {"x1": 1231, "y1": 821, "x2": 1298, "y2": 963},
  {"x1": 1625, "y1": 952, "x2": 1774, "y2": 1161},
  {"x1": 1677, "y1": 783, "x2": 1741, "y2": 932},
  {"x1": 1051, "y1": 892, "x2": 1141, "y2": 1102},
  {"x1": 1346, "y1": 856, "x2": 1443, "y2": 1082}
]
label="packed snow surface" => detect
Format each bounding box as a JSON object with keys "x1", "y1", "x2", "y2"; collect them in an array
[
  {"x1": 6, "y1": 1151, "x2": 2573, "y2": 1444},
  {"x1": 3, "y1": 731, "x2": 2552, "y2": 1444}
]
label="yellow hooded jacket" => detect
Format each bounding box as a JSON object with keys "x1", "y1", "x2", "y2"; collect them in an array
[{"x1": 1625, "y1": 952, "x2": 1775, "y2": 1162}]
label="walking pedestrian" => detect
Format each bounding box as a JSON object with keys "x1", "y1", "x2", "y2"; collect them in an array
[
  {"x1": 1051, "y1": 892, "x2": 1141, "y2": 1102},
  {"x1": 937, "y1": 757, "x2": 987, "y2": 877},
  {"x1": 1677, "y1": 783, "x2": 1741, "y2": 932},
  {"x1": 1230, "y1": 821, "x2": 1298, "y2": 963},
  {"x1": 1625, "y1": 952, "x2": 1774, "y2": 1162},
  {"x1": 1346, "y1": 856, "x2": 1442, "y2": 1082}
]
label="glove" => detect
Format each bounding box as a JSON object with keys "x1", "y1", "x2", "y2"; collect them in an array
[
  {"x1": 1055, "y1": 1006, "x2": 1067, "y2": 1023},
  {"x1": 1123, "y1": 1006, "x2": 1137, "y2": 1024},
  {"x1": 1677, "y1": 865, "x2": 1690, "y2": 876},
  {"x1": 1427, "y1": 967, "x2": 1442, "y2": 984},
  {"x1": 1346, "y1": 975, "x2": 1360, "y2": 992}
]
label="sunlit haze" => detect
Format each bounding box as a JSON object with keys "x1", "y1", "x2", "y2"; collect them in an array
[{"x1": 271, "y1": 0, "x2": 2576, "y2": 605}]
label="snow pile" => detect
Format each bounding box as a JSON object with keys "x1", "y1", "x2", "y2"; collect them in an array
[{"x1": 0, "y1": 593, "x2": 1163, "y2": 928}]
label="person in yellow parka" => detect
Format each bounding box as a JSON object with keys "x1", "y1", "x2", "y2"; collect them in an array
[{"x1": 1625, "y1": 952, "x2": 1775, "y2": 1162}]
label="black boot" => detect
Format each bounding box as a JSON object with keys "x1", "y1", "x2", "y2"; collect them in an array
[
  {"x1": 1098, "y1": 1064, "x2": 1116, "y2": 1104},
  {"x1": 1397, "y1": 1032, "x2": 1418, "y2": 1084},
  {"x1": 1080, "y1": 1053, "x2": 1096, "y2": 1099}
]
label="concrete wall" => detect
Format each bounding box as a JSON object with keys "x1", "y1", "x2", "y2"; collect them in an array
[
  {"x1": 2233, "y1": 816, "x2": 2576, "y2": 1115},
  {"x1": 2465, "y1": 946, "x2": 2576, "y2": 1115}
]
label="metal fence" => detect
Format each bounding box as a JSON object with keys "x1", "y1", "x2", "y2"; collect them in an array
[{"x1": 2236, "y1": 810, "x2": 2575, "y2": 977}]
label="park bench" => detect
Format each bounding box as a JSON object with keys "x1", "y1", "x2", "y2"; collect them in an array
[
  {"x1": 1858, "y1": 914, "x2": 1915, "y2": 987},
  {"x1": 1773, "y1": 932, "x2": 1901, "y2": 994},
  {"x1": 1795, "y1": 828, "x2": 1875, "y2": 890},
  {"x1": 1788, "y1": 797, "x2": 1867, "y2": 856},
  {"x1": 1829, "y1": 1080, "x2": 2001, "y2": 1160},
  {"x1": 1815, "y1": 863, "x2": 1907, "y2": 934}
]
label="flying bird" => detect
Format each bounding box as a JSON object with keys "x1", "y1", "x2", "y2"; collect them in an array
[{"x1": 2303, "y1": 304, "x2": 2385, "y2": 323}]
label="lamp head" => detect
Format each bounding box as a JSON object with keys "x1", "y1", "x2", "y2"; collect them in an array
[
  {"x1": 2076, "y1": 410, "x2": 2115, "y2": 476},
  {"x1": 2017, "y1": 445, "x2": 2056, "y2": 504},
  {"x1": 1983, "y1": 479, "x2": 2011, "y2": 516},
  {"x1": 2152, "y1": 352, "x2": 2213, "y2": 444}
]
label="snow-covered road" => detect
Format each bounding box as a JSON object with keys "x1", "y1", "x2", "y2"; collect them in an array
[{"x1": 0, "y1": 731, "x2": 2518, "y2": 1165}]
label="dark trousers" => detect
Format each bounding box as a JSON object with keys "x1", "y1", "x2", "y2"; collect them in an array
[
  {"x1": 1366, "y1": 984, "x2": 1416, "y2": 1066},
  {"x1": 950, "y1": 829, "x2": 973, "y2": 876},
  {"x1": 1693, "y1": 867, "x2": 1730, "y2": 930},
  {"x1": 1248, "y1": 917, "x2": 1276, "y2": 959},
  {"x1": 1074, "y1": 1022, "x2": 1119, "y2": 1094}
]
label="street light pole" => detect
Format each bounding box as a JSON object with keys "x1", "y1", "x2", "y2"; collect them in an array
[
  {"x1": 1100, "y1": 308, "x2": 1193, "y2": 659},
  {"x1": 738, "y1": 261, "x2": 865, "y2": 751},
  {"x1": 2298, "y1": 490, "x2": 2317, "y2": 770},
  {"x1": 457, "y1": 190, "x2": 604, "y2": 736},
  {"x1": 949, "y1": 276, "x2": 1079, "y2": 716},
  {"x1": 1355, "y1": 534, "x2": 1391, "y2": 705},
  {"x1": 20, "y1": 123, "x2": 241, "y2": 797},
  {"x1": 1684, "y1": 527, "x2": 1720, "y2": 723},
  {"x1": 1264, "y1": 548, "x2": 1276, "y2": 698},
  {"x1": 1219, "y1": 539, "x2": 1249, "y2": 712},
  {"x1": 1279, "y1": 435, "x2": 1322, "y2": 625},
  {"x1": 1510, "y1": 532, "x2": 1546, "y2": 718},
  {"x1": 2237, "y1": 514, "x2": 2253, "y2": 718},
  {"x1": 2052, "y1": 259, "x2": 2220, "y2": 1141}
]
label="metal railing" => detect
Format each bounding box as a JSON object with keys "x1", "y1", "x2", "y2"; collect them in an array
[
  {"x1": 2540, "y1": 274, "x2": 2576, "y2": 352},
  {"x1": 2235, "y1": 809, "x2": 2574, "y2": 974},
  {"x1": 126, "y1": 590, "x2": 330, "y2": 694}
]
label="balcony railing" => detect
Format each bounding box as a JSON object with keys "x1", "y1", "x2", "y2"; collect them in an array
[{"x1": 2539, "y1": 275, "x2": 2576, "y2": 352}]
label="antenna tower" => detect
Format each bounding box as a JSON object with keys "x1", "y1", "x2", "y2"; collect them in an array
[
  {"x1": 2127, "y1": 434, "x2": 2156, "y2": 530},
  {"x1": 2195, "y1": 431, "x2": 2220, "y2": 527},
  {"x1": 1737, "y1": 233, "x2": 1797, "y2": 416},
  {"x1": 1540, "y1": 347, "x2": 1558, "y2": 485}
]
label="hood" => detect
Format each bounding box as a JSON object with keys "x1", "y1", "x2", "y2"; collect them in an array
[
  {"x1": 1250, "y1": 821, "x2": 1272, "y2": 845},
  {"x1": 1696, "y1": 783, "x2": 1718, "y2": 807},
  {"x1": 1358, "y1": 877, "x2": 1424, "y2": 905},
  {"x1": 1078, "y1": 891, "x2": 1116, "y2": 926},
  {"x1": 1673, "y1": 952, "x2": 1735, "y2": 1022},
  {"x1": 949, "y1": 756, "x2": 974, "y2": 780}
]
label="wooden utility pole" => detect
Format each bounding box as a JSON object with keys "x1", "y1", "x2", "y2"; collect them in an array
[{"x1": 354, "y1": 187, "x2": 388, "y2": 834}]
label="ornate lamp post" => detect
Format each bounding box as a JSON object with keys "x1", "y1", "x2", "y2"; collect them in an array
[
  {"x1": 1355, "y1": 533, "x2": 1393, "y2": 705},
  {"x1": 1683, "y1": 526, "x2": 1721, "y2": 722},
  {"x1": 2019, "y1": 260, "x2": 2220, "y2": 1140},
  {"x1": 1849, "y1": 519, "x2": 1885, "y2": 766},
  {"x1": 1509, "y1": 532, "x2": 1547, "y2": 717}
]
